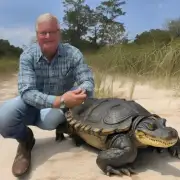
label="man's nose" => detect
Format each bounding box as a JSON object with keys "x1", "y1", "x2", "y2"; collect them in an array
[{"x1": 45, "y1": 32, "x2": 50, "y2": 38}]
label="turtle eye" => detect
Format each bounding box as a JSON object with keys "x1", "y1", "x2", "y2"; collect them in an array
[
  {"x1": 148, "y1": 124, "x2": 153, "y2": 128},
  {"x1": 148, "y1": 123, "x2": 155, "y2": 130}
]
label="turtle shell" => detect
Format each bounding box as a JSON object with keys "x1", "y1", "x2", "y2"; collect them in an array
[{"x1": 66, "y1": 98, "x2": 152, "y2": 135}]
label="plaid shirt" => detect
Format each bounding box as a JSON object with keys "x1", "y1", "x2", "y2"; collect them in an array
[{"x1": 18, "y1": 43, "x2": 95, "y2": 109}]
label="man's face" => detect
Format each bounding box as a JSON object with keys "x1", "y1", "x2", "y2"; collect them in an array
[{"x1": 36, "y1": 19, "x2": 60, "y2": 55}]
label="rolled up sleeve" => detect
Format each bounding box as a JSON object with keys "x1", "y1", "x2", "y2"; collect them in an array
[{"x1": 18, "y1": 52, "x2": 56, "y2": 109}]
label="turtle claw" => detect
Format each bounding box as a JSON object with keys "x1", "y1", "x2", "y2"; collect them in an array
[
  {"x1": 168, "y1": 146, "x2": 180, "y2": 159},
  {"x1": 168, "y1": 139, "x2": 180, "y2": 159},
  {"x1": 126, "y1": 167, "x2": 137, "y2": 174},
  {"x1": 120, "y1": 168, "x2": 131, "y2": 176},
  {"x1": 106, "y1": 166, "x2": 122, "y2": 176},
  {"x1": 106, "y1": 166, "x2": 136, "y2": 177}
]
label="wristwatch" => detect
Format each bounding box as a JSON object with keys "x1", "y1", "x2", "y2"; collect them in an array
[{"x1": 59, "y1": 96, "x2": 66, "y2": 109}]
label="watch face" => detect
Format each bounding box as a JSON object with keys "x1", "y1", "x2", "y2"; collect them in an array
[
  {"x1": 62, "y1": 102, "x2": 65, "y2": 108},
  {"x1": 60, "y1": 97, "x2": 65, "y2": 108},
  {"x1": 60, "y1": 104, "x2": 65, "y2": 108}
]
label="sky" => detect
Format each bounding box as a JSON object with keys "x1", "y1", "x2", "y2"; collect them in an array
[{"x1": 0, "y1": 0, "x2": 179, "y2": 47}]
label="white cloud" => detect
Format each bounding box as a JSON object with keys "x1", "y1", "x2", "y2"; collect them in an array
[{"x1": 0, "y1": 26, "x2": 35, "y2": 47}]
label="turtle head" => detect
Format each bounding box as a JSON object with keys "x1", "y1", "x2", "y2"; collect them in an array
[{"x1": 135, "y1": 117, "x2": 178, "y2": 148}]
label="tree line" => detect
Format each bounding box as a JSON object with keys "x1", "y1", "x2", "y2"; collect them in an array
[
  {"x1": 60, "y1": 0, "x2": 180, "y2": 50},
  {"x1": 0, "y1": 39, "x2": 22, "y2": 59}
]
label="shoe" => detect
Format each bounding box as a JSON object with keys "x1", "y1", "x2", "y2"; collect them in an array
[{"x1": 12, "y1": 127, "x2": 35, "y2": 177}]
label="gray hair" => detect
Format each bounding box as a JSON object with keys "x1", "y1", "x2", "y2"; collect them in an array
[{"x1": 35, "y1": 13, "x2": 60, "y2": 31}]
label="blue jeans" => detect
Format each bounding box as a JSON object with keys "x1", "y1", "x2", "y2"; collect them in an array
[{"x1": 0, "y1": 88, "x2": 93, "y2": 141}]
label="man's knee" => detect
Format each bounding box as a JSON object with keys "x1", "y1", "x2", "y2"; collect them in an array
[
  {"x1": 0, "y1": 96, "x2": 28, "y2": 138},
  {"x1": 38, "y1": 108, "x2": 66, "y2": 130}
]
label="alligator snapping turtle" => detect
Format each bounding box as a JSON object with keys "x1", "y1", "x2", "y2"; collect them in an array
[{"x1": 56, "y1": 97, "x2": 180, "y2": 176}]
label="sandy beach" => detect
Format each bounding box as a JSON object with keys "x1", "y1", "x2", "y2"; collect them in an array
[{"x1": 0, "y1": 74, "x2": 180, "y2": 180}]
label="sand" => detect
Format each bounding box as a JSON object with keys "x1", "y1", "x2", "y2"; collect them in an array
[{"x1": 0, "y1": 74, "x2": 180, "y2": 180}]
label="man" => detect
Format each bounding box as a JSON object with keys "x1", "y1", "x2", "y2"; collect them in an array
[{"x1": 0, "y1": 13, "x2": 94, "y2": 177}]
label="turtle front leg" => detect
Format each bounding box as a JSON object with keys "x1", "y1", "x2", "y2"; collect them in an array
[{"x1": 96, "y1": 134, "x2": 137, "y2": 177}]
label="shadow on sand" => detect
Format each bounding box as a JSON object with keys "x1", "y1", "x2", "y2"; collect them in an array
[
  {"x1": 18, "y1": 136, "x2": 180, "y2": 180},
  {"x1": 83, "y1": 145, "x2": 180, "y2": 178},
  {"x1": 132, "y1": 148, "x2": 180, "y2": 177}
]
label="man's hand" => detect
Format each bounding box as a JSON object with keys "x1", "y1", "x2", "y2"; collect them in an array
[
  {"x1": 63, "y1": 88, "x2": 87, "y2": 108},
  {"x1": 53, "y1": 88, "x2": 87, "y2": 108}
]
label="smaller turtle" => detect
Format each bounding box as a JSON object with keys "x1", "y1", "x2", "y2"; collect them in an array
[{"x1": 56, "y1": 97, "x2": 180, "y2": 177}]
